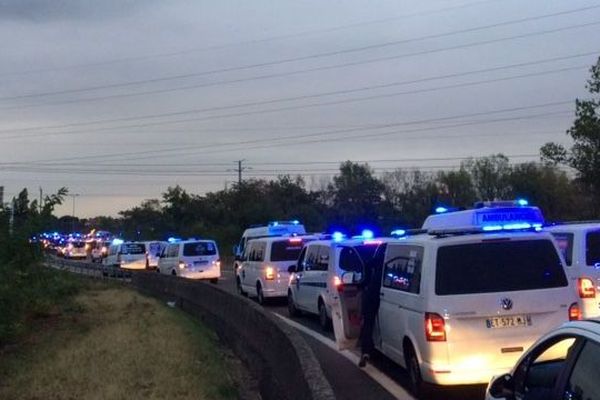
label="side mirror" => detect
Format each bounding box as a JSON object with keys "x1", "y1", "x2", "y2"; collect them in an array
[
  {"x1": 488, "y1": 374, "x2": 514, "y2": 399},
  {"x1": 287, "y1": 265, "x2": 296, "y2": 274}
]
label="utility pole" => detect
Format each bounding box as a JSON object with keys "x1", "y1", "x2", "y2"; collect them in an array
[
  {"x1": 69, "y1": 193, "x2": 80, "y2": 232},
  {"x1": 232, "y1": 160, "x2": 250, "y2": 185},
  {"x1": 39, "y1": 187, "x2": 43, "y2": 214}
]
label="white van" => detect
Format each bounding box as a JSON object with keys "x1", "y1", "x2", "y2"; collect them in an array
[
  {"x1": 237, "y1": 235, "x2": 315, "y2": 304},
  {"x1": 233, "y1": 221, "x2": 306, "y2": 272},
  {"x1": 332, "y1": 203, "x2": 585, "y2": 397},
  {"x1": 158, "y1": 239, "x2": 220, "y2": 282},
  {"x1": 288, "y1": 237, "x2": 380, "y2": 330},
  {"x1": 104, "y1": 241, "x2": 147, "y2": 270},
  {"x1": 546, "y1": 222, "x2": 600, "y2": 317}
]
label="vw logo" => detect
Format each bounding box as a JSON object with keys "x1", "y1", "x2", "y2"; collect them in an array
[{"x1": 500, "y1": 298, "x2": 513, "y2": 311}]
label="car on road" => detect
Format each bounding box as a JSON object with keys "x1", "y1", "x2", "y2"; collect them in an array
[
  {"x1": 237, "y1": 235, "x2": 315, "y2": 304},
  {"x1": 91, "y1": 240, "x2": 111, "y2": 263},
  {"x1": 233, "y1": 220, "x2": 306, "y2": 273},
  {"x1": 546, "y1": 222, "x2": 600, "y2": 318},
  {"x1": 158, "y1": 239, "x2": 220, "y2": 283},
  {"x1": 332, "y1": 202, "x2": 588, "y2": 397},
  {"x1": 287, "y1": 235, "x2": 380, "y2": 331},
  {"x1": 104, "y1": 241, "x2": 148, "y2": 270},
  {"x1": 63, "y1": 240, "x2": 87, "y2": 259},
  {"x1": 485, "y1": 320, "x2": 600, "y2": 400}
]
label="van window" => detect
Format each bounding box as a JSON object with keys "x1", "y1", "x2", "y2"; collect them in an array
[
  {"x1": 271, "y1": 240, "x2": 304, "y2": 262},
  {"x1": 183, "y1": 242, "x2": 216, "y2": 256},
  {"x1": 248, "y1": 242, "x2": 266, "y2": 262},
  {"x1": 166, "y1": 244, "x2": 179, "y2": 258},
  {"x1": 551, "y1": 232, "x2": 574, "y2": 266},
  {"x1": 315, "y1": 246, "x2": 329, "y2": 271},
  {"x1": 123, "y1": 243, "x2": 145, "y2": 255},
  {"x1": 383, "y1": 245, "x2": 423, "y2": 294},
  {"x1": 303, "y1": 245, "x2": 319, "y2": 271},
  {"x1": 148, "y1": 242, "x2": 163, "y2": 255},
  {"x1": 436, "y1": 239, "x2": 568, "y2": 295},
  {"x1": 338, "y1": 245, "x2": 378, "y2": 273},
  {"x1": 586, "y1": 231, "x2": 600, "y2": 266},
  {"x1": 566, "y1": 340, "x2": 600, "y2": 399}
]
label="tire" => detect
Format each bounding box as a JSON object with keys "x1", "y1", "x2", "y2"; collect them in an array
[
  {"x1": 237, "y1": 277, "x2": 247, "y2": 297},
  {"x1": 210, "y1": 278, "x2": 218, "y2": 284},
  {"x1": 257, "y1": 283, "x2": 266, "y2": 305},
  {"x1": 318, "y1": 300, "x2": 331, "y2": 331},
  {"x1": 405, "y1": 344, "x2": 426, "y2": 398},
  {"x1": 288, "y1": 291, "x2": 301, "y2": 317},
  {"x1": 171, "y1": 269, "x2": 177, "y2": 276}
]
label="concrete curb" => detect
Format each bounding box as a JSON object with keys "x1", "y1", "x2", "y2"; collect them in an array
[{"x1": 132, "y1": 272, "x2": 336, "y2": 400}]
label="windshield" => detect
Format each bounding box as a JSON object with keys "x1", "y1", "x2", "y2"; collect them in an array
[
  {"x1": 436, "y1": 239, "x2": 567, "y2": 295},
  {"x1": 183, "y1": 242, "x2": 217, "y2": 256},
  {"x1": 71, "y1": 242, "x2": 85, "y2": 248},
  {"x1": 338, "y1": 244, "x2": 379, "y2": 273},
  {"x1": 270, "y1": 240, "x2": 303, "y2": 262}
]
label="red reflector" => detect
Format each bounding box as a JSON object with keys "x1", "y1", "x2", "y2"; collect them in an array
[
  {"x1": 288, "y1": 238, "x2": 303, "y2": 243},
  {"x1": 569, "y1": 302, "x2": 582, "y2": 321},
  {"x1": 425, "y1": 313, "x2": 446, "y2": 342},
  {"x1": 578, "y1": 278, "x2": 596, "y2": 299}
]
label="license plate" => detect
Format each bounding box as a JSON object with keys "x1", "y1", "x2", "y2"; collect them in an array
[
  {"x1": 193, "y1": 260, "x2": 208, "y2": 266},
  {"x1": 486, "y1": 315, "x2": 532, "y2": 329}
]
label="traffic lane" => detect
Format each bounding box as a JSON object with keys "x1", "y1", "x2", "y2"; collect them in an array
[{"x1": 220, "y1": 269, "x2": 486, "y2": 400}]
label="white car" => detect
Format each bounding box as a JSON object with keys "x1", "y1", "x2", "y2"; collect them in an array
[
  {"x1": 287, "y1": 236, "x2": 380, "y2": 331},
  {"x1": 104, "y1": 241, "x2": 147, "y2": 270},
  {"x1": 158, "y1": 239, "x2": 220, "y2": 282},
  {"x1": 486, "y1": 320, "x2": 600, "y2": 400},
  {"x1": 233, "y1": 220, "x2": 306, "y2": 272},
  {"x1": 237, "y1": 235, "x2": 315, "y2": 304},
  {"x1": 546, "y1": 222, "x2": 600, "y2": 318},
  {"x1": 332, "y1": 202, "x2": 587, "y2": 397},
  {"x1": 91, "y1": 240, "x2": 111, "y2": 263},
  {"x1": 63, "y1": 240, "x2": 87, "y2": 259}
]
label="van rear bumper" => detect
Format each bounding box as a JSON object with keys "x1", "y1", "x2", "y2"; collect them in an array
[{"x1": 421, "y1": 361, "x2": 511, "y2": 385}]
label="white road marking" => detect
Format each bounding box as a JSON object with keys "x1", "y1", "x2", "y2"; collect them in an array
[{"x1": 273, "y1": 313, "x2": 415, "y2": 400}]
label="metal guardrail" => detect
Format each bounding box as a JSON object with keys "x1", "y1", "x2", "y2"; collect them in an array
[{"x1": 45, "y1": 255, "x2": 133, "y2": 282}]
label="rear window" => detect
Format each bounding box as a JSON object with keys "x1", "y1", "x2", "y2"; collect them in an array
[
  {"x1": 436, "y1": 239, "x2": 567, "y2": 295},
  {"x1": 123, "y1": 243, "x2": 146, "y2": 254},
  {"x1": 270, "y1": 240, "x2": 303, "y2": 262},
  {"x1": 586, "y1": 231, "x2": 600, "y2": 266},
  {"x1": 147, "y1": 242, "x2": 163, "y2": 254},
  {"x1": 183, "y1": 242, "x2": 217, "y2": 256},
  {"x1": 338, "y1": 245, "x2": 379, "y2": 273},
  {"x1": 72, "y1": 242, "x2": 85, "y2": 248},
  {"x1": 551, "y1": 232, "x2": 574, "y2": 266}
]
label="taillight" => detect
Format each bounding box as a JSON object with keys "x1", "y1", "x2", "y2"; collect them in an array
[
  {"x1": 333, "y1": 276, "x2": 342, "y2": 288},
  {"x1": 425, "y1": 313, "x2": 447, "y2": 342},
  {"x1": 578, "y1": 278, "x2": 596, "y2": 299},
  {"x1": 213, "y1": 259, "x2": 221, "y2": 268},
  {"x1": 265, "y1": 266, "x2": 275, "y2": 280},
  {"x1": 569, "y1": 302, "x2": 582, "y2": 321}
]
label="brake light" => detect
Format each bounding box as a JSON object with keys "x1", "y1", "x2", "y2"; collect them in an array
[
  {"x1": 363, "y1": 239, "x2": 383, "y2": 246},
  {"x1": 288, "y1": 238, "x2": 303, "y2": 243},
  {"x1": 333, "y1": 275, "x2": 342, "y2": 288},
  {"x1": 425, "y1": 313, "x2": 447, "y2": 342},
  {"x1": 265, "y1": 266, "x2": 275, "y2": 280},
  {"x1": 578, "y1": 278, "x2": 596, "y2": 299},
  {"x1": 569, "y1": 302, "x2": 582, "y2": 321},
  {"x1": 213, "y1": 259, "x2": 221, "y2": 268}
]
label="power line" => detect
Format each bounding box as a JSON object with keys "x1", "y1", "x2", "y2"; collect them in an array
[
  {"x1": 1, "y1": 51, "x2": 595, "y2": 112},
  {"x1": 0, "y1": 60, "x2": 586, "y2": 141},
  {"x1": 0, "y1": 0, "x2": 500, "y2": 78},
  {"x1": 1, "y1": 9, "x2": 598, "y2": 104}
]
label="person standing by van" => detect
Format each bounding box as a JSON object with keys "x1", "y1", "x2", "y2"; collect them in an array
[{"x1": 358, "y1": 245, "x2": 386, "y2": 367}]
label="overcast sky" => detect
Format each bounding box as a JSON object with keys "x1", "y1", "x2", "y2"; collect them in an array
[{"x1": 0, "y1": 0, "x2": 598, "y2": 217}]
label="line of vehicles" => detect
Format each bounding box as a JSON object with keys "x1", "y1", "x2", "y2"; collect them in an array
[
  {"x1": 37, "y1": 200, "x2": 600, "y2": 399},
  {"x1": 231, "y1": 202, "x2": 600, "y2": 399}
]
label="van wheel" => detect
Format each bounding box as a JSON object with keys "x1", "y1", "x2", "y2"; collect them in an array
[
  {"x1": 405, "y1": 344, "x2": 426, "y2": 398},
  {"x1": 237, "y1": 277, "x2": 247, "y2": 297},
  {"x1": 257, "y1": 283, "x2": 266, "y2": 305},
  {"x1": 171, "y1": 269, "x2": 177, "y2": 276},
  {"x1": 318, "y1": 300, "x2": 331, "y2": 331},
  {"x1": 288, "y1": 291, "x2": 300, "y2": 317}
]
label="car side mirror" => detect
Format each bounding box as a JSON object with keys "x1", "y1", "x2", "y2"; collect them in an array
[
  {"x1": 287, "y1": 265, "x2": 296, "y2": 273},
  {"x1": 488, "y1": 374, "x2": 514, "y2": 399}
]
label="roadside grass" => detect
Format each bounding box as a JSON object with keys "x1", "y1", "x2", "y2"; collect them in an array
[{"x1": 0, "y1": 281, "x2": 238, "y2": 400}]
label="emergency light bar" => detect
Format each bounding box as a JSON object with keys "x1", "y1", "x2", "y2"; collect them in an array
[
  {"x1": 422, "y1": 206, "x2": 545, "y2": 234},
  {"x1": 269, "y1": 220, "x2": 301, "y2": 227}
]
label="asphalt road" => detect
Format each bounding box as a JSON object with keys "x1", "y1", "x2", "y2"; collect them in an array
[{"x1": 219, "y1": 269, "x2": 486, "y2": 400}]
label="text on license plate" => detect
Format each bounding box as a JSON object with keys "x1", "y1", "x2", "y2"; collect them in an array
[{"x1": 486, "y1": 315, "x2": 532, "y2": 329}]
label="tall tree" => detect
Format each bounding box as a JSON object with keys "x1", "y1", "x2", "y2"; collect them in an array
[
  {"x1": 541, "y1": 56, "x2": 600, "y2": 214},
  {"x1": 463, "y1": 154, "x2": 512, "y2": 200}
]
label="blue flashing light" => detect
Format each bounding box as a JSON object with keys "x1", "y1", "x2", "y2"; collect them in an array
[
  {"x1": 272, "y1": 221, "x2": 279, "y2": 227},
  {"x1": 112, "y1": 238, "x2": 124, "y2": 245},
  {"x1": 516, "y1": 198, "x2": 529, "y2": 206},
  {"x1": 332, "y1": 231, "x2": 345, "y2": 242},
  {"x1": 482, "y1": 225, "x2": 503, "y2": 232},
  {"x1": 291, "y1": 220, "x2": 300, "y2": 225},
  {"x1": 390, "y1": 229, "x2": 407, "y2": 237},
  {"x1": 502, "y1": 222, "x2": 532, "y2": 230},
  {"x1": 435, "y1": 206, "x2": 449, "y2": 214},
  {"x1": 361, "y1": 229, "x2": 374, "y2": 240},
  {"x1": 167, "y1": 237, "x2": 180, "y2": 243}
]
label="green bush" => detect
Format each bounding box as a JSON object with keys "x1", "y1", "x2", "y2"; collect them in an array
[{"x1": 0, "y1": 261, "x2": 81, "y2": 344}]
